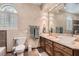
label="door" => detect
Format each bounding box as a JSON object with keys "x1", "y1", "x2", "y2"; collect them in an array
[{"x1": 0, "y1": 30, "x2": 7, "y2": 47}]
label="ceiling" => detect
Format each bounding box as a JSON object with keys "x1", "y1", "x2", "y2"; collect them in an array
[
  {"x1": 49, "y1": 3, "x2": 79, "y2": 15},
  {"x1": 32, "y1": 3, "x2": 44, "y2": 10},
  {"x1": 64, "y1": 3, "x2": 79, "y2": 14},
  {"x1": 32, "y1": 3, "x2": 42, "y2": 6}
]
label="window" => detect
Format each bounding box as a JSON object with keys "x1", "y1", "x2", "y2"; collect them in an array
[
  {"x1": 66, "y1": 15, "x2": 73, "y2": 33},
  {"x1": 0, "y1": 4, "x2": 17, "y2": 30}
]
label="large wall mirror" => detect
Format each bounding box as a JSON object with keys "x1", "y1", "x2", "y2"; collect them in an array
[{"x1": 48, "y1": 3, "x2": 79, "y2": 35}]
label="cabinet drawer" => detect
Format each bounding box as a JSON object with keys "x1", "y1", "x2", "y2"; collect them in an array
[{"x1": 54, "y1": 43, "x2": 72, "y2": 55}]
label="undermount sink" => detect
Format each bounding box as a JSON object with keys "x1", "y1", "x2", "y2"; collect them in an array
[{"x1": 48, "y1": 36, "x2": 60, "y2": 42}]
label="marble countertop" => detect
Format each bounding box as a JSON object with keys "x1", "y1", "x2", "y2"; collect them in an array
[{"x1": 40, "y1": 33, "x2": 79, "y2": 50}]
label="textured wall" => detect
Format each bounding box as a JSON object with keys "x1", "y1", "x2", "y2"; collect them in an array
[{"x1": 7, "y1": 4, "x2": 41, "y2": 52}]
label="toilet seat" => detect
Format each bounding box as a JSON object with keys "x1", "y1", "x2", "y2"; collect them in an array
[{"x1": 15, "y1": 44, "x2": 25, "y2": 53}]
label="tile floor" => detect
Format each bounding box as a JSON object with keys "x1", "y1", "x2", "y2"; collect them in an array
[{"x1": 6, "y1": 48, "x2": 48, "y2": 56}]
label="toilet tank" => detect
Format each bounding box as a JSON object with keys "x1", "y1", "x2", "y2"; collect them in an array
[{"x1": 14, "y1": 37, "x2": 26, "y2": 46}]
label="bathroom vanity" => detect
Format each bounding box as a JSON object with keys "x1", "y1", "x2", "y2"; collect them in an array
[{"x1": 40, "y1": 33, "x2": 79, "y2": 56}]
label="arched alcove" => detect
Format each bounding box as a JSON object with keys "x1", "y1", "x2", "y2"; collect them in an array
[{"x1": 0, "y1": 3, "x2": 17, "y2": 13}]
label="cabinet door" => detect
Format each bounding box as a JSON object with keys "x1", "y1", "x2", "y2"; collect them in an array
[
  {"x1": 54, "y1": 47, "x2": 71, "y2": 56},
  {"x1": 54, "y1": 47, "x2": 66, "y2": 56},
  {"x1": 54, "y1": 43, "x2": 73, "y2": 56},
  {"x1": 40, "y1": 37, "x2": 45, "y2": 50},
  {"x1": 45, "y1": 40, "x2": 53, "y2": 56},
  {"x1": 54, "y1": 50, "x2": 64, "y2": 56},
  {"x1": 45, "y1": 44, "x2": 53, "y2": 56}
]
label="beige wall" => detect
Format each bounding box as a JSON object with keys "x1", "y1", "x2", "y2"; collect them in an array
[{"x1": 7, "y1": 4, "x2": 41, "y2": 52}]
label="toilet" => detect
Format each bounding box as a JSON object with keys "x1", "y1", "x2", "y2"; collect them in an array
[{"x1": 13, "y1": 37, "x2": 26, "y2": 56}]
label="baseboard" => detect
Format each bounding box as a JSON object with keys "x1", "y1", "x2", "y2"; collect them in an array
[
  {"x1": 32, "y1": 47, "x2": 41, "y2": 49},
  {"x1": 7, "y1": 51, "x2": 12, "y2": 53},
  {"x1": 25, "y1": 49, "x2": 28, "y2": 51}
]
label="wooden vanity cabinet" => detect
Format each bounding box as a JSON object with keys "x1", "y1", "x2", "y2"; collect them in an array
[
  {"x1": 40, "y1": 37, "x2": 54, "y2": 56},
  {"x1": 40, "y1": 36, "x2": 79, "y2": 56}
]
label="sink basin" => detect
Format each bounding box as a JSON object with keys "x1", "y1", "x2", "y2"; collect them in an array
[{"x1": 48, "y1": 36, "x2": 60, "y2": 42}]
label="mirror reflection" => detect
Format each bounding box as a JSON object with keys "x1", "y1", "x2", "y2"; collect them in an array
[{"x1": 48, "y1": 3, "x2": 79, "y2": 35}]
